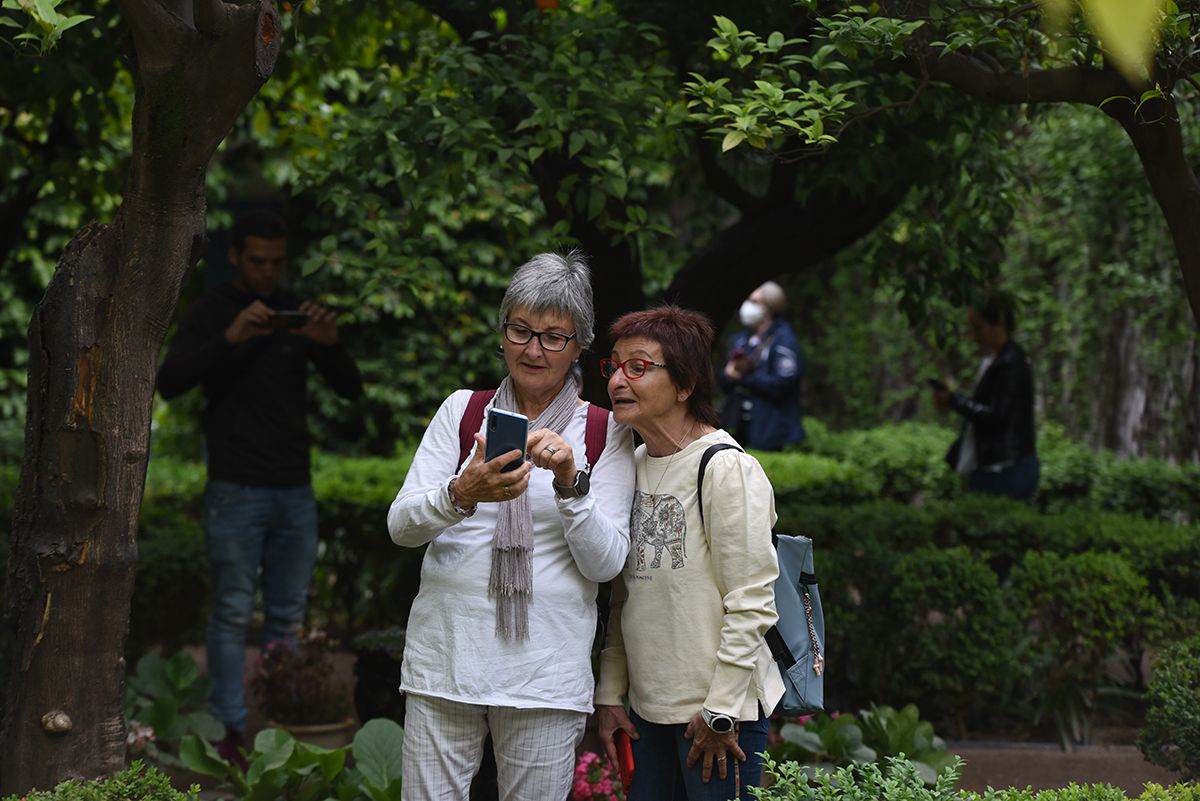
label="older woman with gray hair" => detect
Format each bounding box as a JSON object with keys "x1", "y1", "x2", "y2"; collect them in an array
[{"x1": 387, "y1": 250, "x2": 635, "y2": 801}]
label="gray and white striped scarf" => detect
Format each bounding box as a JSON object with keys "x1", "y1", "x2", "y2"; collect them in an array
[{"x1": 489, "y1": 374, "x2": 581, "y2": 640}]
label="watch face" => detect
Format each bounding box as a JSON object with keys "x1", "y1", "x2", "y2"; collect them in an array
[
  {"x1": 556, "y1": 470, "x2": 590, "y2": 498},
  {"x1": 713, "y1": 716, "x2": 734, "y2": 733}
]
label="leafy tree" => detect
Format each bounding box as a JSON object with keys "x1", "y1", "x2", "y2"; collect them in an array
[
  {"x1": 0, "y1": 0, "x2": 280, "y2": 791},
  {"x1": 691, "y1": 1, "x2": 1200, "y2": 327}
]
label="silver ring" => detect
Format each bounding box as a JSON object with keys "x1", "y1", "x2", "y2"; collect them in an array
[
  {"x1": 545, "y1": 445, "x2": 557, "y2": 456},
  {"x1": 717, "y1": 757, "x2": 726, "y2": 763}
]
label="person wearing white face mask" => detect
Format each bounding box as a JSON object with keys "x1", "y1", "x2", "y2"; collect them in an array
[{"x1": 718, "y1": 281, "x2": 806, "y2": 450}]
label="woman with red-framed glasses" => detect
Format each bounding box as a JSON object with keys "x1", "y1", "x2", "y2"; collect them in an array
[{"x1": 594, "y1": 306, "x2": 783, "y2": 801}]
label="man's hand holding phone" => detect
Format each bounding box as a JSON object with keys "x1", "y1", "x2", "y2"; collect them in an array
[
  {"x1": 294, "y1": 300, "x2": 339, "y2": 345},
  {"x1": 225, "y1": 300, "x2": 276, "y2": 344}
]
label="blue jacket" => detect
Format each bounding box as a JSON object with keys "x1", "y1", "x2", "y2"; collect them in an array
[{"x1": 719, "y1": 319, "x2": 806, "y2": 450}]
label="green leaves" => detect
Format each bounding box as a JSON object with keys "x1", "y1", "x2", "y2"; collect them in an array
[
  {"x1": 180, "y1": 720, "x2": 405, "y2": 801},
  {"x1": 124, "y1": 651, "x2": 223, "y2": 768},
  {"x1": 685, "y1": 15, "x2": 870, "y2": 153},
  {"x1": 354, "y1": 719, "x2": 405, "y2": 801},
  {"x1": 1, "y1": 0, "x2": 92, "y2": 53}
]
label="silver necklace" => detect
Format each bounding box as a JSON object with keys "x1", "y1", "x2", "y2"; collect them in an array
[{"x1": 643, "y1": 419, "x2": 697, "y2": 507}]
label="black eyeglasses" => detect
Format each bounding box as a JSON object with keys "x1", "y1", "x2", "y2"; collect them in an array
[
  {"x1": 502, "y1": 322, "x2": 577, "y2": 352},
  {"x1": 599, "y1": 357, "x2": 668, "y2": 380}
]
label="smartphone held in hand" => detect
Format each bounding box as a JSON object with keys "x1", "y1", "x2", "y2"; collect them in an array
[
  {"x1": 265, "y1": 310, "x2": 309, "y2": 330},
  {"x1": 485, "y1": 408, "x2": 529, "y2": 472}
]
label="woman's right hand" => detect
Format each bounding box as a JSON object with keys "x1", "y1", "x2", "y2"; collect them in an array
[
  {"x1": 452, "y1": 432, "x2": 532, "y2": 508},
  {"x1": 597, "y1": 704, "x2": 638, "y2": 769}
]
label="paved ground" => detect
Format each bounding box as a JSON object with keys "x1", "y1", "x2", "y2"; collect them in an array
[{"x1": 951, "y1": 741, "x2": 1179, "y2": 794}]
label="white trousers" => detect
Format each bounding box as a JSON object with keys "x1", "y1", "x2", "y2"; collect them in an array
[{"x1": 401, "y1": 693, "x2": 587, "y2": 801}]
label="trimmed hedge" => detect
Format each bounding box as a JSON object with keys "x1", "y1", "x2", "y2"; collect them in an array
[{"x1": 2, "y1": 422, "x2": 1197, "y2": 740}]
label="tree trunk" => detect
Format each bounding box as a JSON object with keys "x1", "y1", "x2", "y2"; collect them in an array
[
  {"x1": 0, "y1": 0, "x2": 279, "y2": 791},
  {"x1": 1112, "y1": 95, "x2": 1200, "y2": 328}
]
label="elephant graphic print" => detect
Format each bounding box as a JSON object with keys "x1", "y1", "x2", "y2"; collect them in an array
[{"x1": 630, "y1": 490, "x2": 687, "y2": 571}]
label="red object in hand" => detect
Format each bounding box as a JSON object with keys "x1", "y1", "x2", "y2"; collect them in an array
[{"x1": 614, "y1": 729, "x2": 635, "y2": 790}]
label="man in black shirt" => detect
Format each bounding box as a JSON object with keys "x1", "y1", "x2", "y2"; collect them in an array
[{"x1": 157, "y1": 210, "x2": 362, "y2": 764}]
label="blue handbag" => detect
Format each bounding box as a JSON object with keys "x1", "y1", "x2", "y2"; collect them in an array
[{"x1": 698, "y1": 444, "x2": 826, "y2": 717}]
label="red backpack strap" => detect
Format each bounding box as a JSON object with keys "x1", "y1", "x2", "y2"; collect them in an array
[
  {"x1": 458, "y1": 389, "x2": 496, "y2": 471},
  {"x1": 584, "y1": 403, "x2": 609, "y2": 472}
]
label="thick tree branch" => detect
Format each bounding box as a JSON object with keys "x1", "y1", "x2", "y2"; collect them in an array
[
  {"x1": 696, "y1": 138, "x2": 762, "y2": 213},
  {"x1": 114, "y1": 0, "x2": 181, "y2": 64},
  {"x1": 193, "y1": 0, "x2": 233, "y2": 37},
  {"x1": 667, "y1": 179, "x2": 912, "y2": 328},
  {"x1": 916, "y1": 52, "x2": 1135, "y2": 106}
]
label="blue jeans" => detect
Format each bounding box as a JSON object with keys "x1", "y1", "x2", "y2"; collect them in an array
[
  {"x1": 628, "y1": 709, "x2": 770, "y2": 801},
  {"x1": 968, "y1": 455, "x2": 1040, "y2": 503},
  {"x1": 204, "y1": 481, "x2": 319, "y2": 730}
]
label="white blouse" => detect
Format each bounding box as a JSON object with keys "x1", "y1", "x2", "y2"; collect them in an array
[{"x1": 387, "y1": 389, "x2": 635, "y2": 712}]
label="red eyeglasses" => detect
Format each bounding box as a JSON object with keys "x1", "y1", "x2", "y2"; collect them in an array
[{"x1": 599, "y1": 357, "x2": 668, "y2": 380}]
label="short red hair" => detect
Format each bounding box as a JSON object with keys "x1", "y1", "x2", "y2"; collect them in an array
[{"x1": 608, "y1": 306, "x2": 720, "y2": 427}]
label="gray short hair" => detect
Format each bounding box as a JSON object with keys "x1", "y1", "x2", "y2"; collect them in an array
[
  {"x1": 757, "y1": 281, "x2": 787, "y2": 316},
  {"x1": 498, "y1": 250, "x2": 595, "y2": 350}
]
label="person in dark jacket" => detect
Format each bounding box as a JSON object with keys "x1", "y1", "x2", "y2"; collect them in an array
[
  {"x1": 718, "y1": 281, "x2": 806, "y2": 450},
  {"x1": 934, "y1": 291, "x2": 1038, "y2": 502},
  {"x1": 157, "y1": 209, "x2": 362, "y2": 764}
]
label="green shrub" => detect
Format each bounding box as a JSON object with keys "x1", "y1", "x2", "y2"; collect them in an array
[
  {"x1": 1092, "y1": 457, "x2": 1200, "y2": 523},
  {"x1": 1013, "y1": 550, "x2": 1156, "y2": 746},
  {"x1": 924, "y1": 495, "x2": 1045, "y2": 573},
  {"x1": 749, "y1": 753, "x2": 963, "y2": 801},
  {"x1": 1138, "y1": 632, "x2": 1200, "y2": 781},
  {"x1": 755, "y1": 451, "x2": 881, "y2": 505},
  {"x1": 857, "y1": 704, "x2": 958, "y2": 785},
  {"x1": 1037, "y1": 428, "x2": 1105, "y2": 513},
  {"x1": 875, "y1": 547, "x2": 1023, "y2": 733},
  {"x1": 783, "y1": 500, "x2": 932, "y2": 706},
  {"x1": 749, "y1": 752, "x2": 1200, "y2": 800},
  {"x1": 806, "y1": 422, "x2": 959, "y2": 502},
  {"x1": 770, "y1": 706, "x2": 955, "y2": 787},
  {"x1": 311, "y1": 449, "x2": 425, "y2": 632},
  {"x1": 128, "y1": 505, "x2": 208, "y2": 659},
  {"x1": 0, "y1": 761, "x2": 199, "y2": 801}
]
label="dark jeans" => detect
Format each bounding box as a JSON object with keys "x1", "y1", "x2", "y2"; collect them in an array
[
  {"x1": 968, "y1": 454, "x2": 1040, "y2": 503},
  {"x1": 204, "y1": 481, "x2": 319, "y2": 730},
  {"x1": 628, "y1": 709, "x2": 770, "y2": 801}
]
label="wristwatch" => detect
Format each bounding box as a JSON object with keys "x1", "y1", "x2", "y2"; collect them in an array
[
  {"x1": 447, "y1": 477, "x2": 476, "y2": 518},
  {"x1": 553, "y1": 470, "x2": 590, "y2": 499},
  {"x1": 701, "y1": 708, "x2": 735, "y2": 734}
]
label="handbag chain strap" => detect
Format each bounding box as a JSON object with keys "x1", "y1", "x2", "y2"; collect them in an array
[{"x1": 802, "y1": 588, "x2": 825, "y2": 677}]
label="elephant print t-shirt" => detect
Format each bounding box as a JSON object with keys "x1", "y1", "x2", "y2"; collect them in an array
[{"x1": 594, "y1": 429, "x2": 784, "y2": 725}]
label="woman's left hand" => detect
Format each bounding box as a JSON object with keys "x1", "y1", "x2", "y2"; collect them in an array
[
  {"x1": 526, "y1": 428, "x2": 576, "y2": 488},
  {"x1": 684, "y1": 711, "x2": 745, "y2": 783}
]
